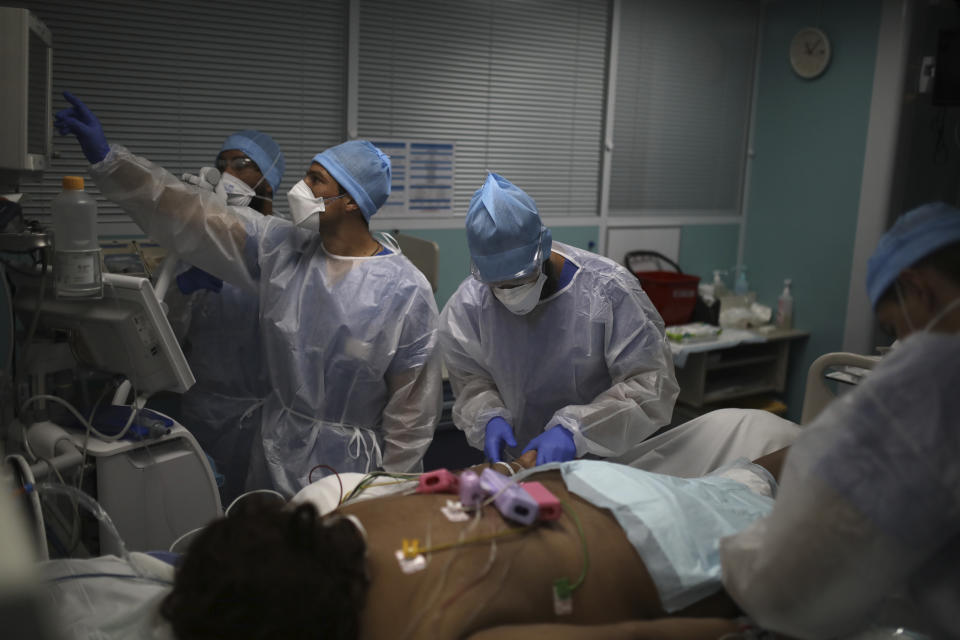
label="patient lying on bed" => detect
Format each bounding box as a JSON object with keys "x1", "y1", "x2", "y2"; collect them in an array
[{"x1": 155, "y1": 450, "x2": 787, "y2": 640}]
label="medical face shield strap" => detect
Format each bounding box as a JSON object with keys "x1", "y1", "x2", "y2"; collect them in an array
[
  {"x1": 894, "y1": 281, "x2": 918, "y2": 335},
  {"x1": 927, "y1": 296, "x2": 960, "y2": 332},
  {"x1": 248, "y1": 149, "x2": 283, "y2": 195},
  {"x1": 899, "y1": 281, "x2": 960, "y2": 335},
  {"x1": 471, "y1": 229, "x2": 547, "y2": 286}
]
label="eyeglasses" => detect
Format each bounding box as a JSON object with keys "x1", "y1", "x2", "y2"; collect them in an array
[{"x1": 218, "y1": 155, "x2": 261, "y2": 174}]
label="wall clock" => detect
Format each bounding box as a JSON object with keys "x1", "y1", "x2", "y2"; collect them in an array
[{"x1": 790, "y1": 27, "x2": 831, "y2": 79}]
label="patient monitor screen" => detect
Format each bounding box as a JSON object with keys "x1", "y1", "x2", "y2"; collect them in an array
[{"x1": 14, "y1": 273, "x2": 194, "y2": 396}]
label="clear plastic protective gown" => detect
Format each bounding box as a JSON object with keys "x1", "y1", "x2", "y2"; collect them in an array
[
  {"x1": 720, "y1": 332, "x2": 960, "y2": 639},
  {"x1": 439, "y1": 242, "x2": 679, "y2": 459},
  {"x1": 91, "y1": 146, "x2": 442, "y2": 496},
  {"x1": 168, "y1": 246, "x2": 267, "y2": 501}
]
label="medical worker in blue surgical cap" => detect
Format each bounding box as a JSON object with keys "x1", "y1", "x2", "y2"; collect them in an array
[
  {"x1": 721, "y1": 202, "x2": 960, "y2": 639},
  {"x1": 439, "y1": 173, "x2": 679, "y2": 466},
  {"x1": 55, "y1": 92, "x2": 442, "y2": 497},
  {"x1": 168, "y1": 131, "x2": 284, "y2": 503}
]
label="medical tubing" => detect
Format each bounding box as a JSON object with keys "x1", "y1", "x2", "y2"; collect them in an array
[
  {"x1": 20, "y1": 420, "x2": 38, "y2": 462},
  {"x1": 308, "y1": 465, "x2": 344, "y2": 504},
  {"x1": 19, "y1": 254, "x2": 47, "y2": 385},
  {"x1": 480, "y1": 463, "x2": 525, "y2": 509},
  {"x1": 399, "y1": 518, "x2": 469, "y2": 640},
  {"x1": 168, "y1": 525, "x2": 206, "y2": 553},
  {"x1": 224, "y1": 489, "x2": 286, "y2": 517},
  {"x1": 34, "y1": 482, "x2": 127, "y2": 562},
  {"x1": 40, "y1": 498, "x2": 77, "y2": 556},
  {"x1": 50, "y1": 572, "x2": 172, "y2": 587},
  {"x1": 76, "y1": 381, "x2": 116, "y2": 495},
  {"x1": 458, "y1": 548, "x2": 519, "y2": 633},
  {"x1": 308, "y1": 462, "x2": 340, "y2": 484},
  {"x1": 47, "y1": 436, "x2": 85, "y2": 551},
  {"x1": 20, "y1": 393, "x2": 140, "y2": 442},
  {"x1": 493, "y1": 460, "x2": 515, "y2": 476},
  {"x1": 342, "y1": 471, "x2": 419, "y2": 503},
  {"x1": 407, "y1": 523, "x2": 533, "y2": 558},
  {"x1": 402, "y1": 501, "x2": 505, "y2": 640},
  {"x1": 2, "y1": 265, "x2": 14, "y2": 373},
  {"x1": 7, "y1": 453, "x2": 48, "y2": 560},
  {"x1": 31, "y1": 452, "x2": 82, "y2": 550},
  {"x1": 33, "y1": 482, "x2": 143, "y2": 577},
  {"x1": 558, "y1": 500, "x2": 589, "y2": 591},
  {"x1": 343, "y1": 472, "x2": 384, "y2": 502},
  {"x1": 435, "y1": 539, "x2": 499, "y2": 613}
]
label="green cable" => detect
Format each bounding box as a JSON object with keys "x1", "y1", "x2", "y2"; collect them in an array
[
  {"x1": 553, "y1": 499, "x2": 589, "y2": 600},
  {"x1": 343, "y1": 471, "x2": 421, "y2": 503}
]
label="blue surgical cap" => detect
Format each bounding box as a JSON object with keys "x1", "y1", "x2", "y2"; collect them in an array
[
  {"x1": 220, "y1": 130, "x2": 285, "y2": 194},
  {"x1": 313, "y1": 140, "x2": 391, "y2": 220},
  {"x1": 465, "y1": 172, "x2": 552, "y2": 284},
  {"x1": 866, "y1": 201, "x2": 960, "y2": 308}
]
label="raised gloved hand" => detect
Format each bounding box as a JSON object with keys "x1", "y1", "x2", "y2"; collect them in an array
[
  {"x1": 176, "y1": 266, "x2": 223, "y2": 295},
  {"x1": 54, "y1": 91, "x2": 110, "y2": 164},
  {"x1": 522, "y1": 425, "x2": 576, "y2": 466},
  {"x1": 484, "y1": 416, "x2": 517, "y2": 462}
]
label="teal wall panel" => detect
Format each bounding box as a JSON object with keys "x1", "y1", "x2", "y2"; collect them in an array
[
  {"x1": 745, "y1": 0, "x2": 881, "y2": 419},
  {"x1": 678, "y1": 224, "x2": 740, "y2": 283}
]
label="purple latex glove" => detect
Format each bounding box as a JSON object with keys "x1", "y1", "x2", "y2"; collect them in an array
[
  {"x1": 54, "y1": 92, "x2": 110, "y2": 164},
  {"x1": 522, "y1": 425, "x2": 576, "y2": 466},
  {"x1": 484, "y1": 416, "x2": 517, "y2": 462}
]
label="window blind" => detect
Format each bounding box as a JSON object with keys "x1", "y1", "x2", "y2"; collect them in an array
[
  {"x1": 17, "y1": 0, "x2": 348, "y2": 228},
  {"x1": 610, "y1": 0, "x2": 760, "y2": 215},
  {"x1": 356, "y1": 0, "x2": 610, "y2": 218}
]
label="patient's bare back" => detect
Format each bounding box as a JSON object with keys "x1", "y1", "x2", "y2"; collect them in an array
[{"x1": 344, "y1": 470, "x2": 737, "y2": 640}]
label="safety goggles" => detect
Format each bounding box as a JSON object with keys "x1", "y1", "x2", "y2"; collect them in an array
[
  {"x1": 470, "y1": 229, "x2": 546, "y2": 288},
  {"x1": 222, "y1": 156, "x2": 260, "y2": 172}
]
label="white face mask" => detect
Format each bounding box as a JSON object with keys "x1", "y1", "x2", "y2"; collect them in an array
[
  {"x1": 493, "y1": 271, "x2": 547, "y2": 315},
  {"x1": 287, "y1": 179, "x2": 347, "y2": 231},
  {"x1": 215, "y1": 171, "x2": 258, "y2": 207}
]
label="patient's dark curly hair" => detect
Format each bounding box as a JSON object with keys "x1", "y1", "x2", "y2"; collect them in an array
[{"x1": 161, "y1": 497, "x2": 369, "y2": 640}]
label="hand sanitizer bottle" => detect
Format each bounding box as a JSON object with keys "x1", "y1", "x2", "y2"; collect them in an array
[
  {"x1": 776, "y1": 279, "x2": 793, "y2": 329},
  {"x1": 734, "y1": 266, "x2": 749, "y2": 295},
  {"x1": 712, "y1": 270, "x2": 728, "y2": 298}
]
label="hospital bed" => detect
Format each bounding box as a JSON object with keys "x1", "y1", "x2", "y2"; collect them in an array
[
  {"x1": 16, "y1": 349, "x2": 898, "y2": 640},
  {"x1": 800, "y1": 351, "x2": 880, "y2": 424}
]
